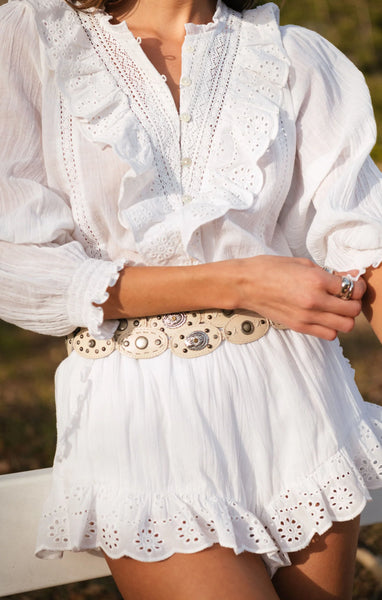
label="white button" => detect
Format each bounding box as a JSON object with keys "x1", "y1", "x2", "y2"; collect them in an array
[
  {"x1": 182, "y1": 194, "x2": 192, "y2": 204},
  {"x1": 184, "y1": 45, "x2": 195, "y2": 54},
  {"x1": 180, "y1": 76, "x2": 192, "y2": 87},
  {"x1": 180, "y1": 113, "x2": 191, "y2": 123},
  {"x1": 180, "y1": 157, "x2": 192, "y2": 167}
]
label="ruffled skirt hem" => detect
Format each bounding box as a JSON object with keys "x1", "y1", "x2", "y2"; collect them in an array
[{"x1": 35, "y1": 403, "x2": 382, "y2": 579}]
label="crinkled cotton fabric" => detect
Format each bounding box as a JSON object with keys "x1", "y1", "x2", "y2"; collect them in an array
[{"x1": 1, "y1": 0, "x2": 382, "y2": 579}]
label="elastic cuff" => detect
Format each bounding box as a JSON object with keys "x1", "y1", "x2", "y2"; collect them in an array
[{"x1": 67, "y1": 257, "x2": 127, "y2": 339}]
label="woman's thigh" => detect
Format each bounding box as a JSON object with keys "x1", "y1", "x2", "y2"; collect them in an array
[
  {"x1": 272, "y1": 515, "x2": 360, "y2": 600},
  {"x1": 104, "y1": 544, "x2": 281, "y2": 600}
]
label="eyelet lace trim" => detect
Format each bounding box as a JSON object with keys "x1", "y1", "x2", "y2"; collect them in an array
[
  {"x1": 36, "y1": 404, "x2": 382, "y2": 578},
  {"x1": 59, "y1": 95, "x2": 104, "y2": 259},
  {"x1": 24, "y1": 0, "x2": 290, "y2": 265}
]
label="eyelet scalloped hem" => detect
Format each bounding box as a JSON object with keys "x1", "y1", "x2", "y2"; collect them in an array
[
  {"x1": 35, "y1": 541, "x2": 288, "y2": 580},
  {"x1": 35, "y1": 405, "x2": 382, "y2": 580},
  {"x1": 33, "y1": 486, "x2": 370, "y2": 580}
]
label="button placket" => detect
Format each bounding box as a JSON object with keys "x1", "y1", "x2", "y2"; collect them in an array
[
  {"x1": 179, "y1": 37, "x2": 195, "y2": 206},
  {"x1": 183, "y1": 43, "x2": 195, "y2": 54},
  {"x1": 180, "y1": 112, "x2": 191, "y2": 123},
  {"x1": 180, "y1": 75, "x2": 192, "y2": 88}
]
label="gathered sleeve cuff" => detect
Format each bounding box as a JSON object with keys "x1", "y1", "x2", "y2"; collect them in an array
[
  {"x1": 1, "y1": 241, "x2": 126, "y2": 338},
  {"x1": 0, "y1": 2, "x2": 127, "y2": 338},
  {"x1": 279, "y1": 24, "x2": 382, "y2": 276},
  {"x1": 67, "y1": 256, "x2": 126, "y2": 338}
]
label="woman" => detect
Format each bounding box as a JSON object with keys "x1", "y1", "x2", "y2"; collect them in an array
[{"x1": 1, "y1": 0, "x2": 382, "y2": 598}]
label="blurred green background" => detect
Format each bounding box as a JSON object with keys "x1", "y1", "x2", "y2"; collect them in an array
[
  {"x1": 281, "y1": 0, "x2": 382, "y2": 164},
  {"x1": 1, "y1": 0, "x2": 382, "y2": 598}
]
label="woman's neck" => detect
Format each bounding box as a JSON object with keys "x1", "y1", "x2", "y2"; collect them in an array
[{"x1": 110, "y1": 0, "x2": 217, "y2": 40}]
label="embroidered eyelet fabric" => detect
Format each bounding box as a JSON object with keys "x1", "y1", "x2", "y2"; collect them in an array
[{"x1": 1, "y1": 0, "x2": 382, "y2": 579}]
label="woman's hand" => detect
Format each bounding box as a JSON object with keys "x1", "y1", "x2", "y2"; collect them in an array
[
  {"x1": 234, "y1": 256, "x2": 366, "y2": 341},
  {"x1": 101, "y1": 255, "x2": 366, "y2": 342}
]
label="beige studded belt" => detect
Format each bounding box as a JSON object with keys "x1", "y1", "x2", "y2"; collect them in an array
[{"x1": 65, "y1": 309, "x2": 287, "y2": 360}]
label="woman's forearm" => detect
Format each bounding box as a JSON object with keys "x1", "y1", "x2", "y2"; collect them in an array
[
  {"x1": 99, "y1": 256, "x2": 366, "y2": 342},
  {"x1": 363, "y1": 263, "x2": 382, "y2": 342},
  {"x1": 100, "y1": 260, "x2": 241, "y2": 320}
]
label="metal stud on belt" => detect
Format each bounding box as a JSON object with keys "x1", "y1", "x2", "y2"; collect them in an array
[{"x1": 65, "y1": 309, "x2": 287, "y2": 360}]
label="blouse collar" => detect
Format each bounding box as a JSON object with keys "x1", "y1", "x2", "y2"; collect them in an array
[
  {"x1": 184, "y1": 0, "x2": 229, "y2": 35},
  {"x1": 98, "y1": 0, "x2": 229, "y2": 37}
]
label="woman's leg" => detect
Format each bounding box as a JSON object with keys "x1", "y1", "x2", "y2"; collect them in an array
[
  {"x1": 272, "y1": 515, "x2": 360, "y2": 600},
  {"x1": 104, "y1": 544, "x2": 281, "y2": 600}
]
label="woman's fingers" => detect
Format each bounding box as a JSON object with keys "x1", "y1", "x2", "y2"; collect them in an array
[
  {"x1": 320, "y1": 295, "x2": 362, "y2": 317},
  {"x1": 239, "y1": 257, "x2": 367, "y2": 341},
  {"x1": 292, "y1": 324, "x2": 338, "y2": 341},
  {"x1": 289, "y1": 270, "x2": 362, "y2": 315},
  {"x1": 295, "y1": 268, "x2": 366, "y2": 338},
  {"x1": 325, "y1": 271, "x2": 367, "y2": 301},
  {"x1": 309, "y1": 311, "x2": 357, "y2": 333},
  {"x1": 349, "y1": 276, "x2": 367, "y2": 300},
  {"x1": 284, "y1": 307, "x2": 358, "y2": 336}
]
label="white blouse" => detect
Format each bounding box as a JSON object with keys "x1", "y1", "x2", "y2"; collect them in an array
[
  {"x1": 4, "y1": 0, "x2": 382, "y2": 577},
  {"x1": 1, "y1": 0, "x2": 382, "y2": 337}
]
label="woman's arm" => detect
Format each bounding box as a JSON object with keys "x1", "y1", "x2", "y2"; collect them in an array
[
  {"x1": 100, "y1": 255, "x2": 366, "y2": 342},
  {"x1": 363, "y1": 264, "x2": 382, "y2": 342},
  {"x1": 0, "y1": 3, "x2": 128, "y2": 339}
]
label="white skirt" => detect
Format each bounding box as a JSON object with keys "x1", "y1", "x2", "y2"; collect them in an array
[{"x1": 35, "y1": 328, "x2": 382, "y2": 578}]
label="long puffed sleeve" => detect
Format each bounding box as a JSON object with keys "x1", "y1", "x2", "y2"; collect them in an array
[
  {"x1": 279, "y1": 25, "x2": 382, "y2": 275},
  {"x1": 0, "y1": 2, "x2": 126, "y2": 338}
]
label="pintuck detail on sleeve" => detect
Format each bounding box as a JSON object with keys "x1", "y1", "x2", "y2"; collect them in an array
[
  {"x1": 0, "y1": 242, "x2": 127, "y2": 338},
  {"x1": 279, "y1": 25, "x2": 382, "y2": 276},
  {"x1": 0, "y1": 1, "x2": 128, "y2": 337}
]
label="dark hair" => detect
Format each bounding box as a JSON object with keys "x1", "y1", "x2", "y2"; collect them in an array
[{"x1": 65, "y1": 1, "x2": 261, "y2": 12}]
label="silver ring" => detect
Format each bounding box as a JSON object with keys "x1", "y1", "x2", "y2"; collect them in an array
[{"x1": 337, "y1": 276, "x2": 354, "y2": 300}]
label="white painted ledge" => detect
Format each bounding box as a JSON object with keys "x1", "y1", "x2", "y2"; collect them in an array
[
  {"x1": 0, "y1": 468, "x2": 110, "y2": 596},
  {"x1": 0, "y1": 468, "x2": 382, "y2": 596}
]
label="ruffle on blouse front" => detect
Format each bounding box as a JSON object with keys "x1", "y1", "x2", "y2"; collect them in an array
[
  {"x1": 209, "y1": 3, "x2": 290, "y2": 183},
  {"x1": 124, "y1": 2, "x2": 291, "y2": 263},
  {"x1": 22, "y1": 0, "x2": 154, "y2": 178},
  {"x1": 25, "y1": 0, "x2": 291, "y2": 264},
  {"x1": 180, "y1": 3, "x2": 291, "y2": 259},
  {"x1": 35, "y1": 402, "x2": 382, "y2": 578}
]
